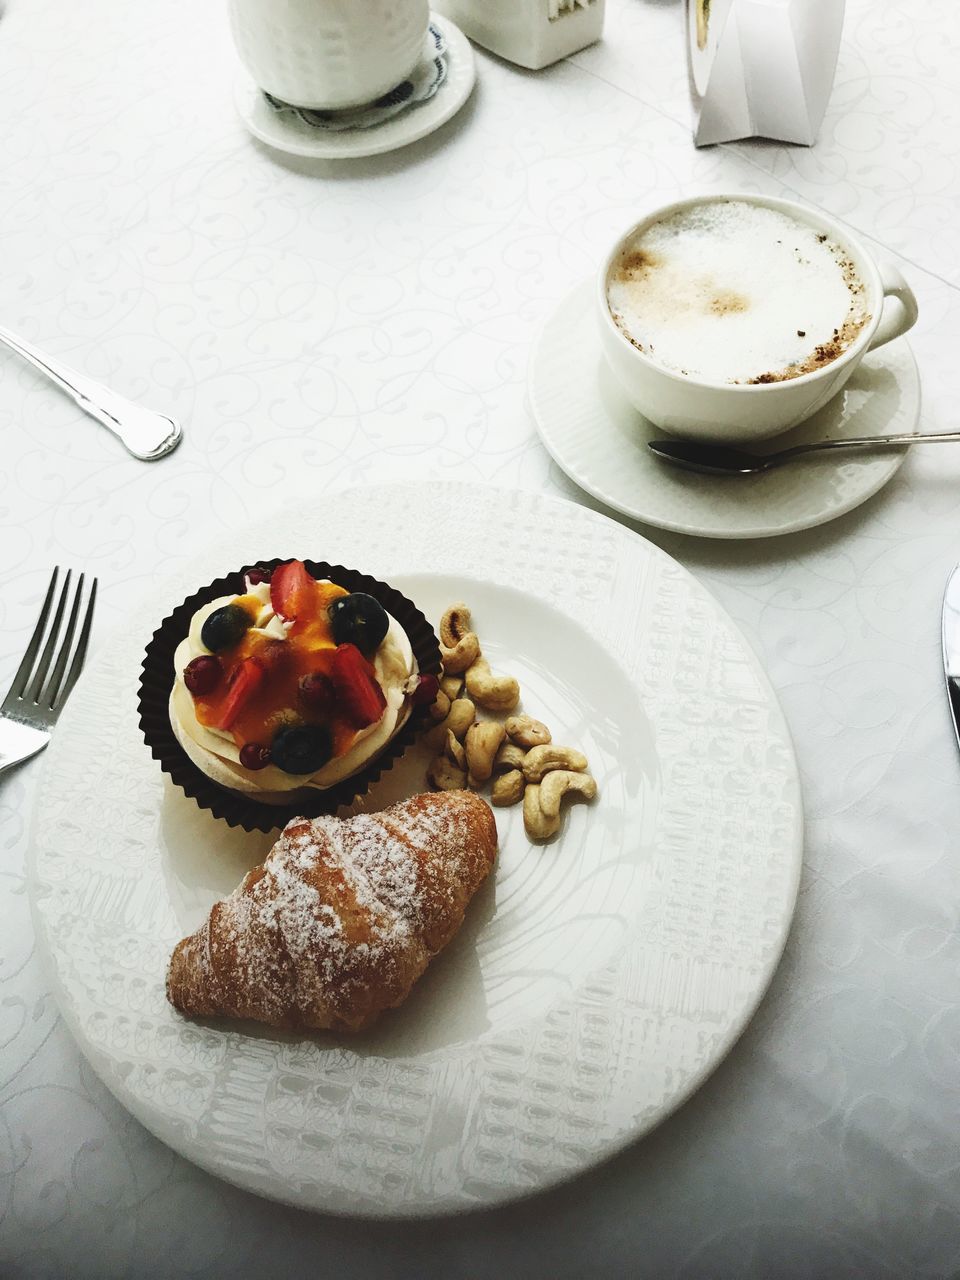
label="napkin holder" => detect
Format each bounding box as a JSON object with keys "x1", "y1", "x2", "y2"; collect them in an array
[
  {"x1": 687, "y1": 0, "x2": 845, "y2": 146},
  {"x1": 432, "y1": 0, "x2": 605, "y2": 70}
]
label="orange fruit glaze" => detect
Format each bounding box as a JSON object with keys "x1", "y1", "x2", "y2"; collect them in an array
[{"x1": 193, "y1": 579, "x2": 365, "y2": 756}]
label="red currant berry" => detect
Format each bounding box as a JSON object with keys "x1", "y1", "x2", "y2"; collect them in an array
[
  {"x1": 299, "y1": 671, "x2": 335, "y2": 714},
  {"x1": 246, "y1": 566, "x2": 272, "y2": 585},
  {"x1": 183, "y1": 655, "x2": 222, "y2": 696},
  {"x1": 410, "y1": 673, "x2": 439, "y2": 707},
  {"x1": 239, "y1": 742, "x2": 272, "y2": 770}
]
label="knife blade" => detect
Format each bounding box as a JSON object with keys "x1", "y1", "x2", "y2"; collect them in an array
[{"x1": 941, "y1": 563, "x2": 960, "y2": 751}]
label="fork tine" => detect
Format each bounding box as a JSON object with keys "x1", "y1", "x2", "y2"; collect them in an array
[
  {"x1": 42, "y1": 572, "x2": 85, "y2": 708},
  {"x1": 56, "y1": 577, "x2": 97, "y2": 708},
  {"x1": 6, "y1": 567, "x2": 59, "y2": 701},
  {"x1": 26, "y1": 569, "x2": 72, "y2": 703}
]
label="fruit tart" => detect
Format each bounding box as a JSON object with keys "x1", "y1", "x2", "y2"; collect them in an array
[{"x1": 139, "y1": 559, "x2": 441, "y2": 831}]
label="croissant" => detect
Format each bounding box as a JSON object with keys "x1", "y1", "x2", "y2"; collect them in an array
[{"x1": 166, "y1": 791, "x2": 497, "y2": 1032}]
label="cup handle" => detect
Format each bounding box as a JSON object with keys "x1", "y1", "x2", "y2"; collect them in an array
[{"x1": 867, "y1": 260, "x2": 919, "y2": 352}]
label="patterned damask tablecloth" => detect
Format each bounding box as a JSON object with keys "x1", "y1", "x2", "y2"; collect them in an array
[{"x1": 1, "y1": 0, "x2": 959, "y2": 1275}]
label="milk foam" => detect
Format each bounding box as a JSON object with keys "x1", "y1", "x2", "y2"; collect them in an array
[{"x1": 606, "y1": 201, "x2": 871, "y2": 385}]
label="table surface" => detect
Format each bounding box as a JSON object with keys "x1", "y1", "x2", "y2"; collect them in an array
[{"x1": 2, "y1": 0, "x2": 960, "y2": 1276}]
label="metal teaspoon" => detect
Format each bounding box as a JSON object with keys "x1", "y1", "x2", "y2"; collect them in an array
[
  {"x1": 0, "y1": 323, "x2": 182, "y2": 461},
  {"x1": 647, "y1": 431, "x2": 960, "y2": 476}
]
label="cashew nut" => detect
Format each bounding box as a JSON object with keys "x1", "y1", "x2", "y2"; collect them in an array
[
  {"x1": 505, "y1": 714, "x2": 551, "y2": 749},
  {"x1": 522, "y1": 744, "x2": 589, "y2": 782},
  {"x1": 440, "y1": 632, "x2": 480, "y2": 675},
  {"x1": 464, "y1": 656, "x2": 520, "y2": 713},
  {"x1": 523, "y1": 783, "x2": 560, "y2": 840},
  {"x1": 439, "y1": 603, "x2": 473, "y2": 648},
  {"x1": 429, "y1": 697, "x2": 476, "y2": 745},
  {"x1": 444, "y1": 729, "x2": 467, "y2": 771},
  {"x1": 427, "y1": 756, "x2": 467, "y2": 791},
  {"x1": 439, "y1": 673, "x2": 463, "y2": 701},
  {"x1": 493, "y1": 741, "x2": 527, "y2": 774},
  {"x1": 539, "y1": 769, "x2": 597, "y2": 818},
  {"x1": 428, "y1": 689, "x2": 451, "y2": 722},
  {"x1": 465, "y1": 721, "x2": 505, "y2": 786},
  {"x1": 491, "y1": 769, "x2": 525, "y2": 807}
]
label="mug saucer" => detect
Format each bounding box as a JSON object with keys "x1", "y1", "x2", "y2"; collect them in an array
[
  {"x1": 528, "y1": 281, "x2": 921, "y2": 540},
  {"x1": 233, "y1": 13, "x2": 475, "y2": 160}
]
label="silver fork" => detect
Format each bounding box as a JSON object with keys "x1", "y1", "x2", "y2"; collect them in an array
[{"x1": 0, "y1": 568, "x2": 97, "y2": 775}]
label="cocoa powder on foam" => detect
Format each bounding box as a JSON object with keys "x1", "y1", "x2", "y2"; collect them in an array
[{"x1": 606, "y1": 200, "x2": 872, "y2": 386}]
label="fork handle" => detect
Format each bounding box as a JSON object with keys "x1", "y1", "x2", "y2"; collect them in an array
[
  {"x1": 0, "y1": 717, "x2": 49, "y2": 776},
  {"x1": 0, "y1": 324, "x2": 182, "y2": 462}
]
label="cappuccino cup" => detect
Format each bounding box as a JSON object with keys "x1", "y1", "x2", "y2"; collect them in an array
[
  {"x1": 597, "y1": 193, "x2": 919, "y2": 442},
  {"x1": 229, "y1": 0, "x2": 430, "y2": 111}
]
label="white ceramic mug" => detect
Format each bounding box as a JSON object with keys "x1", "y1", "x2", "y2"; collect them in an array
[
  {"x1": 596, "y1": 192, "x2": 919, "y2": 442},
  {"x1": 229, "y1": 0, "x2": 430, "y2": 111}
]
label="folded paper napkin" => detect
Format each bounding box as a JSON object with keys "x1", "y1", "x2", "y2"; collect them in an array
[
  {"x1": 688, "y1": 0, "x2": 845, "y2": 146},
  {"x1": 264, "y1": 24, "x2": 448, "y2": 133}
]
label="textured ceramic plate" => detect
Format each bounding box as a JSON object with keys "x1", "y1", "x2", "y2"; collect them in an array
[
  {"x1": 529, "y1": 282, "x2": 920, "y2": 540},
  {"x1": 29, "y1": 484, "x2": 802, "y2": 1216},
  {"x1": 234, "y1": 14, "x2": 475, "y2": 160}
]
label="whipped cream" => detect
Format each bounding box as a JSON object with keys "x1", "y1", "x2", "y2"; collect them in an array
[{"x1": 169, "y1": 578, "x2": 416, "y2": 801}]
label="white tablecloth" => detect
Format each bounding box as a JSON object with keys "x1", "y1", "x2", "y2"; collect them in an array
[{"x1": 2, "y1": 0, "x2": 960, "y2": 1275}]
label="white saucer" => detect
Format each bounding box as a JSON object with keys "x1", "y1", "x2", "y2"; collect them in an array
[
  {"x1": 528, "y1": 282, "x2": 921, "y2": 540},
  {"x1": 234, "y1": 14, "x2": 475, "y2": 160}
]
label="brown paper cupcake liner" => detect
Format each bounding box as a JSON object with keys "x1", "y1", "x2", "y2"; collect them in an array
[{"x1": 138, "y1": 558, "x2": 441, "y2": 833}]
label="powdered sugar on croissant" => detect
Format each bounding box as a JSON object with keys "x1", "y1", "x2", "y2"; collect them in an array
[{"x1": 166, "y1": 791, "x2": 497, "y2": 1032}]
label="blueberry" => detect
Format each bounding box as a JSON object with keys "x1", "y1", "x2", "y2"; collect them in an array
[
  {"x1": 328, "y1": 593, "x2": 389, "y2": 656},
  {"x1": 201, "y1": 603, "x2": 252, "y2": 652},
  {"x1": 271, "y1": 724, "x2": 334, "y2": 775}
]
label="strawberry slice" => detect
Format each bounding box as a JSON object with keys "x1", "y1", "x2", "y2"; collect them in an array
[
  {"x1": 270, "y1": 559, "x2": 314, "y2": 621},
  {"x1": 330, "y1": 643, "x2": 386, "y2": 729},
  {"x1": 208, "y1": 656, "x2": 265, "y2": 731}
]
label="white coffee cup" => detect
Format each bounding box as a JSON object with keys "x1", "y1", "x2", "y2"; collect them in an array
[
  {"x1": 229, "y1": 0, "x2": 430, "y2": 111},
  {"x1": 596, "y1": 193, "x2": 919, "y2": 443}
]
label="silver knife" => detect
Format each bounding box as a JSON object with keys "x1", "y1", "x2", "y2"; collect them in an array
[{"x1": 942, "y1": 563, "x2": 960, "y2": 751}]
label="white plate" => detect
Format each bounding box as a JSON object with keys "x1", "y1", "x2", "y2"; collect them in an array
[
  {"x1": 233, "y1": 14, "x2": 475, "y2": 160},
  {"x1": 29, "y1": 483, "x2": 802, "y2": 1216},
  {"x1": 529, "y1": 282, "x2": 920, "y2": 540}
]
